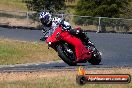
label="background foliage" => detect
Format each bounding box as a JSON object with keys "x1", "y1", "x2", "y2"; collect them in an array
[
  {"x1": 75, "y1": 0, "x2": 130, "y2": 18},
  {"x1": 74, "y1": 0, "x2": 131, "y2": 32},
  {"x1": 24, "y1": 0, "x2": 66, "y2": 12}
]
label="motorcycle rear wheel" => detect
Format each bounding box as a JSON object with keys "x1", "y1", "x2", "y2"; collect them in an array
[{"x1": 56, "y1": 43, "x2": 77, "y2": 66}]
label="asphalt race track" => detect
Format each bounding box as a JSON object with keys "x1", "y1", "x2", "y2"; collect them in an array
[
  {"x1": 0, "y1": 27, "x2": 43, "y2": 41},
  {"x1": 0, "y1": 27, "x2": 132, "y2": 72}
]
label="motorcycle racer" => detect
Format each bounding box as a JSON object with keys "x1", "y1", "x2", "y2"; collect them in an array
[
  {"x1": 39, "y1": 11, "x2": 101, "y2": 65},
  {"x1": 39, "y1": 11, "x2": 71, "y2": 40},
  {"x1": 39, "y1": 11, "x2": 90, "y2": 46}
]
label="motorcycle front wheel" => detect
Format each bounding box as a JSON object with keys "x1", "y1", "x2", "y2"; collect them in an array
[
  {"x1": 88, "y1": 51, "x2": 101, "y2": 65},
  {"x1": 56, "y1": 43, "x2": 77, "y2": 66}
]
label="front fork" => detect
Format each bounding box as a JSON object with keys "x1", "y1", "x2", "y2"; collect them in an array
[{"x1": 85, "y1": 40, "x2": 102, "y2": 57}]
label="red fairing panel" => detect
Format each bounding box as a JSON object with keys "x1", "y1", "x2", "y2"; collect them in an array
[
  {"x1": 46, "y1": 26, "x2": 92, "y2": 62},
  {"x1": 60, "y1": 31, "x2": 92, "y2": 62},
  {"x1": 46, "y1": 26, "x2": 62, "y2": 43}
]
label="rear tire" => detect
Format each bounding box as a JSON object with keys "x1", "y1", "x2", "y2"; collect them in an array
[{"x1": 56, "y1": 43, "x2": 77, "y2": 66}]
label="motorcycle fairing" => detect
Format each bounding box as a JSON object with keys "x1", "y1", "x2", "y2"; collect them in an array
[
  {"x1": 60, "y1": 32, "x2": 92, "y2": 62},
  {"x1": 46, "y1": 26, "x2": 92, "y2": 62},
  {"x1": 46, "y1": 26, "x2": 62, "y2": 43}
]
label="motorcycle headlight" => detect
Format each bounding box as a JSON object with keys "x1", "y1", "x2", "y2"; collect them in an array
[{"x1": 48, "y1": 42, "x2": 52, "y2": 45}]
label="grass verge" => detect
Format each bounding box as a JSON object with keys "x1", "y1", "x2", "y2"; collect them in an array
[
  {"x1": 0, "y1": 38, "x2": 59, "y2": 65},
  {"x1": 0, "y1": 68, "x2": 132, "y2": 88},
  {"x1": 0, "y1": 0, "x2": 28, "y2": 11}
]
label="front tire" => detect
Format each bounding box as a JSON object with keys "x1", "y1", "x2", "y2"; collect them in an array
[
  {"x1": 56, "y1": 43, "x2": 77, "y2": 66},
  {"x1": 88, "y1": 51, "x2": 102, "y2": 65}
]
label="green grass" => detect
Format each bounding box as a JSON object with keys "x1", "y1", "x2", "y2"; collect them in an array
[
  {"x1": 7, "y1": 79, "x2": 131, "y2": 88},
  {"x1": 0, "y1": 77, "x2": 128, "y2": 88},
  {"x1": 0, "y1": 0, "x2": 28, "y2": 11},
  {"x1": 0, "y1": 44, "x2": 25, "y2": 65},
  {"x1": 0, "y1": 39, "x2": 59, "y2": 65},
  {"x1": 0, "y1": 71, "x2": 131, "y2": 88}
]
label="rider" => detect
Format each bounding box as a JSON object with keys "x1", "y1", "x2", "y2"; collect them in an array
[
  {"x1": 39, "y1": 11, "x2": 90, "y2": 45},
  {"x1": 39, "y1": 11, "x2": 71, "y2": 40}
]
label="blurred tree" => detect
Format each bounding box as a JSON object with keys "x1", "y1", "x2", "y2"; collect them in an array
[
  {"x1": 74, "y1": 0, "x2": 130, "y2": 32},
  {"x1": 24, "y1": 0, "x2": 66, "y2": 12},
  {"x1": 65, "y1": 0, "x2": 76, "y2": 3},
  {"x1": 75, "y1": 0, "x2": 130, "y2": 17}
]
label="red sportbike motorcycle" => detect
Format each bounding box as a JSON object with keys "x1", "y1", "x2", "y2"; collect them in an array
[{"x1": 41, "y1": 24, "x2": 102, "y2": 66}]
